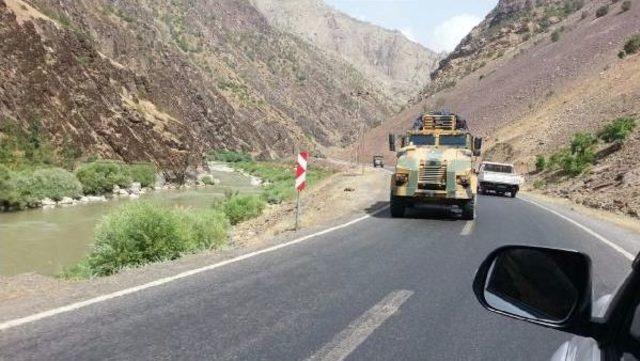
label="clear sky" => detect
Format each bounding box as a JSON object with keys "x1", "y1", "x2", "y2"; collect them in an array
[{"x1": 323, "y1": 0, "x2": 499, "y2": 52}]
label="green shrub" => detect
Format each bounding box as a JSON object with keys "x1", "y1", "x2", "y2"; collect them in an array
[
  {"x1": 129, "y1": 162, "x2": 156, "y2": 187},
  {"x1": 0, "y1": 168, "x2": 82, "y2": 208},
  {"x1": 222, "y1": 194, "x2": 266, "y2": 225},
  {"x1": 622, "y1": 0, "x2": 632, "y2": 12},
  {"x1": 201, "y1": 175, "x2": 215, "y2": 185},
  {"x1": 75, "y1": 160, "x2": 132, "y2": 194},
  {"x1": 64, "y1": 201, "x2": 231, "y2": 278},
  {"x1": 558, "y1": 133, "x2": 597, "y2": 176},
  {"x1": 207, "y1": 150, "x2": 252, "y2": 163},
  {"x1": 535, "y1": 155, "x2": 547, "y2": 172},
  {"x1": 551, "y1": 30, "x2": 561, "y2": 42},
  {"x1": 619, "y1": 50, "x2": 627, "y2": 59},
  {"x1": 598, "y1": 117, "x2": 637, "y2": 142},
  {"x1": 596, "y1": 5, "x2": 609, "y2": 17},
  {"x1": 624, "y1": 35, "x2": 640, "y2": 55},
  {"x1": 178, "y1": 209, "x2": 230, "y2": 251}
]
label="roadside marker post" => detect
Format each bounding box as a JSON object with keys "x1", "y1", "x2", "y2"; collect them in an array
[{"x1": 295, "y1": 151, "x2": 309, "y2": 231}]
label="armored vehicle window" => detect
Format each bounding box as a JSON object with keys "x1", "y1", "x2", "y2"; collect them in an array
[
  {"x1": 439, "y1": 135, "x2": 467, "y2": 148},
  {"x1": 484, "y1": 164, "x2": 514, "y2": 173},
  {"x1": 410, "y1": 135, "x2": 436, "y2": 146}
]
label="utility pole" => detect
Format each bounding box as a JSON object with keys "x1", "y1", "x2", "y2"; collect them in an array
[{"x1": 350, "y1": 90, "x2": 370, "y2": 175}]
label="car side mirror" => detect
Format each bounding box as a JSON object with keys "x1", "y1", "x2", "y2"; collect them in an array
[
  {"x1": 473, "y1": 246, "x2": 596, "y2": 338},
  {"x1": 473, "y1": 137, "x2": 483, "y2": 157},
  {"x1": 389, "y1": 134, "x2": 397, "y2": 152}
]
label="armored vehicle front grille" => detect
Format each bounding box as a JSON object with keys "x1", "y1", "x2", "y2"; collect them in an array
[{"x1": 419, "y1": 163, "x2": 447, "y2": 185}]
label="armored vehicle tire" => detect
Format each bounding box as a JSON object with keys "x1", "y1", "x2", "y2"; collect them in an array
[
  {"x1": 461, "y1": 197, "x2": 476, "y2": 220},
  {"x1": 510, "y1": 191, "x2": 517, "y2": 198},
  {"x1": 390, "y1": 196, "x2": 406, "y2": 218}
]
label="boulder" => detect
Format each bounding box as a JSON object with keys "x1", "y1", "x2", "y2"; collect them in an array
[
  {"x1": 130, "y1": 182, "x2": 142, "y2": 195},
  {"x1": 41, "y1": 198, "x2": 56, "y2": 206},
  {"x1": 59, "y1": 197, "x2": 75, "y2": 205}
]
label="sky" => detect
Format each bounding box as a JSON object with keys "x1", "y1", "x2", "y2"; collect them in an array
[{"x1": 323, "y1": 0, "x2": 499, "y2": 52}]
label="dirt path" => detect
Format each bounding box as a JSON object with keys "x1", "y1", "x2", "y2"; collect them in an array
[{"x1": 0, "y1": 166, "x2": 390, "y2": 322}]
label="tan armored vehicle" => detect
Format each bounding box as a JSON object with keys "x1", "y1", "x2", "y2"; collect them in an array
[{"x1": 388, "y1": 113, "x2": 483, "y2": 219}]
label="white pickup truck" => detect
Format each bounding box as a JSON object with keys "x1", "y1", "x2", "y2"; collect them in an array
[{"x1": 478, "y1": 161, "x2": 523, "y2": 198}]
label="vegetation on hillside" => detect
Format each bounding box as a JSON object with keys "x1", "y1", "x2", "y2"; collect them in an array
[{"x1": 534, "y1": 117, "x2": 637, "y2": 179}]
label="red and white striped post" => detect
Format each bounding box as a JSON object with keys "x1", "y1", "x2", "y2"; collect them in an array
[{"x1": 295, "y1": 151, "x2": 309, "y2": 231}]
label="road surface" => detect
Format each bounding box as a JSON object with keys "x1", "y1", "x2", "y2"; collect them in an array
[{"x1": 1, "y1": 195, "x2": 638, "y2": 360}]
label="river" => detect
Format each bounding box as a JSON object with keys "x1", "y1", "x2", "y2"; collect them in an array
[{"x1": 0, "y1": 170, "x2": 256, "y2": 277}]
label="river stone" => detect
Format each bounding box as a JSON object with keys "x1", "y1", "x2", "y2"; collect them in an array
[
  {"x1": 78, "y1": 196, "x2": 90, "y2": 203},
  {"x1": 59, "y1": 197, "x2": 74, "y2": 205},
  {"x1": 41, "y1": 198, "x2": 56, "y2": 206},
  {"x1": 86, "y1": 195, "x2": 107, "y2": 202},
  {"x1": 130, "y1": 182, "x2": 142, "y2": 195}
]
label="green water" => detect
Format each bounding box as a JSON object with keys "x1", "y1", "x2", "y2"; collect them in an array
[{"x1": 0, "y1": 171, "x2": 255, "y2": 277}]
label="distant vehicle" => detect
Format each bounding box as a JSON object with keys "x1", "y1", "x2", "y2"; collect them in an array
[
  {"x1": 473, "y1": 245, "x2": 640, "y2": 360},
  {"x1": 478, "y1": 161, "x2": 523, "y2": 198},
  {"x1": 388, "y1": 113, "x2": 483, "y2": 220},
  {"x1": 373, "y1": 155, "x2": 384, "y2": 168}
]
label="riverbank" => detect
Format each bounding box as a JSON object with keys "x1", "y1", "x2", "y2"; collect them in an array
[{"x1": 0, "y1": 165, "x2": 389, "y2": 322}]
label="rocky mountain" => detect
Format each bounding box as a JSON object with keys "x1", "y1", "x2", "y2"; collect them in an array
[
  {"x1": 0, "y1": 0, "x2": 395, "y2": 171},
  {"x1": 360, "y1": 0, "x2": 640, "y2": 218},
  {"x1": 250, "y1": 0, "x2": 441, "y2": 103}
]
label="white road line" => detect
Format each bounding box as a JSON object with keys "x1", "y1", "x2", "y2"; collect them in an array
[
  {"x1": 460, "y1": 221, "x2": 475, "y2": 236},
  {"x1": 520, "y1": 197, "x2": 634, "y2": 261},
  {"x1": 0, "y1": 207, "x2": 390, "y2": 332},
  {"x1": 306, "y1": 290, "x2": 414, "y2": 361}
]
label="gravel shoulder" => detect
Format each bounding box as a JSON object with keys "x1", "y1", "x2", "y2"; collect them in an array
[{"x1": 0, "y1": 166, "x2": 390, "y2": 323}]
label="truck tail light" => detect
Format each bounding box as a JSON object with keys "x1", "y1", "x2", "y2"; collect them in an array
[{"x1": 394, "y1": 174, "x2": 409, "y2": 186}]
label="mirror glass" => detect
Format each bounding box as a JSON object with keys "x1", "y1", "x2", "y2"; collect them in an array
[{"x1": 483, "y1": 248, "x2": 589, "y2": 323}]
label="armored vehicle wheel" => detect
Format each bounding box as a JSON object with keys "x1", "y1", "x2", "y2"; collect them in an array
[
  {"x1": 461, "y1": 197, "x2": 476, "y2": 220},
  {"x1": 510, "y1": 190, "x2": 517, "y2": 198},
  {"x1": 390, "y1": 196, "x2": 406, "y2": 218}
]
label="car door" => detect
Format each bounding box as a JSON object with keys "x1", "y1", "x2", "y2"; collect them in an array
[{"x1": 622, "y1": 293, "x2": 640, "y2": 361}]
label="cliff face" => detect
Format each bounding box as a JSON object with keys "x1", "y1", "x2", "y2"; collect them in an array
[
  {"x1": 250, "y1": 0, "x2": 441, "y2": 103},
  {"x1": 0, "y1": 0, "x2": 394, "y2": 169}
]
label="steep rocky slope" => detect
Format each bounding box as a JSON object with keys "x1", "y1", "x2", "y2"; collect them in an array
[
  {"x1": 359, "y1": 0, "x2": 640, "y2": 218},
  {"x1": 1, "y1": 0, "x2": 394, "y2": 171},
  {"x1": 250, "y1": 0, "x2": 441, "y2": 103}
]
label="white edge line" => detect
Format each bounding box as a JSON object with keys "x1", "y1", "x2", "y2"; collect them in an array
[
  {"x1": 460, "y1": 221, "x2": 475, "y2": 236},
  {"x1": 520, "y1": 197, "x2": 634, "y2": 261},
  {"x1": 306, "y1": 290, "x2": 414, "y2": 361},
  {"x1": 0, "y1": 206, "x2": 390, "y2": 332}
]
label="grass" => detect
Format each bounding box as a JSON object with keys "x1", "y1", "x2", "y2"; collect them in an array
[{"x1": 207, "y1": 150, "x2": 252, "y2": 163}]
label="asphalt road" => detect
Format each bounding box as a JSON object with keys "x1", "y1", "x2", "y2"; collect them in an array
[{"x1": 1, "y1": 195, "x2": 637, "y2": 361}]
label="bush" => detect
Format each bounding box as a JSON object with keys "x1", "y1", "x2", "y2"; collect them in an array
[
  {"x1": 551, "y1": 30, "x2": 561, "y2": 42},
  {"x1": 129, "y1": 162, "x2": 156, "y2": 187},
  {"x1": 71, "y1": 201, "x2": 230, "y2": 277},
  {"x1": 222, "y1": 194, "x2": 266, "y2": 225},
  {"x1": 177, "y1": 208, "x2": 230, "y2": 251},
  {"x1": 75, "y1": 160, "x2": 132, "y2": 194},
  {"x1": 598, "y1": 117, "x2": 637, "y2": 142},
  {"x1": 207, "y1": 150, "x2": 252, "y2": 163},
  {"x1": 201, "y1": 175, "x2": 216, "y2": 185},
  {"x1": 622, "y1": 0, "x2": 632, "y2": 11},
  {"x1": 535, "y1": 155, "x2": 547, "y2": 172},
  {"x1": 624, "y1": 35, "x2": 640, "y2": 55},
  {"x1": 619, "y1": 50, "x2": 627, "y2": 59},
  {"x1": 596, "y1": 5, "x2": 609, "y2": 17},
  {"x1": 0, "y1": 165, "x2": 17, "y2": 208}
]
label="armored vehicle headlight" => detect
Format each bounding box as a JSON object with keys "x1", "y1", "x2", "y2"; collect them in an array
[{"x1": 394, "y1": 173, "x2": 409, "y2": 186}]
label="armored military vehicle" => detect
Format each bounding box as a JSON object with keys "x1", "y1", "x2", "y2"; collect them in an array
[{"x1": 388, "y1": 113, "x2": 483, "y2": 219}]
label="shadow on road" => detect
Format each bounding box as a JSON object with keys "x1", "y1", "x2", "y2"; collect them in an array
[{"x1": 364, "y1": 202, "x2": 460, "y2": 221}]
